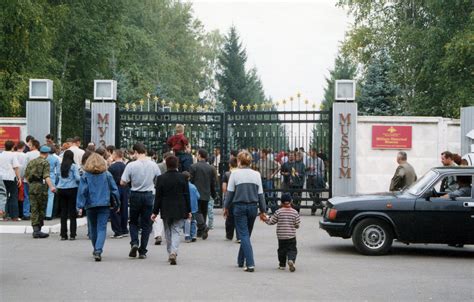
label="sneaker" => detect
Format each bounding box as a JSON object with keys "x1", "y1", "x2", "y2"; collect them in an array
[
  {"x1": 191, "y1": 238, "x2": 197, "y2": 242},
  {"x1": 169, "y1": 253, "x2": 177, "y2": 265},
  {"x1": 288, "y1": 260, "x2": 295, "y2": 272},
  {"x1": 69, "y1": 236, "x2": 76, "y2": 241},
  {"x1": 129, "y1": 245, "x2": 139, "y2": 258},
  {"x1": 60, "y1": 237, "x2": 68, "y2": 241},
  {"x1": 11, "y1": 217, "x2": 22, "y2": 221},
  {"x1": 110, "y1": 234, "x2": 124, "y2": 239},
  {"x1": 185, "y1": 238, "x2": 192, "y2": 243},
  {"x1": 138, "y1": 254, "x2": 147, "y2": 259},
  {"x1": 202, "y1": 228, "x2": 209, "y2": 240},
  {"x1": 243, "y1": 266, "x2": 255, "y2": 272},
  {"x1": 278, "y1": 266, "x2": 285, "y2": 270},
  {"x1": 235, "y1": 239, "x2": 241, "y2": 244}
]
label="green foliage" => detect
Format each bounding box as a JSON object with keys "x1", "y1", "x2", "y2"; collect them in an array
[
  {"x1": 338, "y1": 0, "x2": 474, "y2": 118},
  {"x1": 358, "y1": 49, "x2": 400, "y2": 115},
  {"x1": 321, "y1": 54, "x2": 358, "y2": 110},
  {"x1": 1, "y1": 0, "x2": 223, "y2": 140}
]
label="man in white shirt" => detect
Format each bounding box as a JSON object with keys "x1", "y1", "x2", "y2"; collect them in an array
[
  {"x1": 68, "y1": 136, "x2": 85, "y2": 168},
  {"x1": 0, "y1": 140, "x2": 22, "y2": 220},
  {"x1": 120, "y1": 143, "x2": 161, "y2": 259}
]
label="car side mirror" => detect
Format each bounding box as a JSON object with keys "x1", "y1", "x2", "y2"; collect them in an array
[{"x1": 422, "y1": 190, "x2": 432, "y2": 201}]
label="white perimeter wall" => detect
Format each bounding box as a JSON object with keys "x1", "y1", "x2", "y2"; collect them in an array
[{"x1": 356, "y1": 116, "x2": 460, "y2": 194}]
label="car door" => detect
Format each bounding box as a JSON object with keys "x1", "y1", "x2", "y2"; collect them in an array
[{"x1": 414, "y1": 174, "x2": 472, "y2": 244}]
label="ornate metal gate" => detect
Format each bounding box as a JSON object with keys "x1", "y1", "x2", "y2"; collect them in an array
[{"x1": 115, "y1": 105, "x2": 331, "y2": 209}]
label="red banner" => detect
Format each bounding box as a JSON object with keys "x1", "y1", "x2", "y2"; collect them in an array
[
  {"x1": 372, "y1": 125, "x2": 412, "y2": 149},
  {"x1": 0, "y1": 127, "x2": 21, "y2": 150}
]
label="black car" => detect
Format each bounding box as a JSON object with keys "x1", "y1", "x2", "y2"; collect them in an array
[{"x1": 320, "y1": 167, "x2": 474, "y2": 255}]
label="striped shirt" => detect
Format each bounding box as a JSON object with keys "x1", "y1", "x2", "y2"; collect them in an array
[{"x1": 266, "y1": 206, "x2": 300, "y2": 240}]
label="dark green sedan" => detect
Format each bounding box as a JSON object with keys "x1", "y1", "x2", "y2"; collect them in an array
[{"x1": 320, "y1": 167, "x2": 474, "y2": 255}]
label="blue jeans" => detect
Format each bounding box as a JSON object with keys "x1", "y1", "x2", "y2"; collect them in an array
[
  {"x1": 87, "y1": 206, "x2": 110, "y2": 255},
  {"x1": 129, "y1": 191, "x2": 154, "y2": 255},
  {"x1": 184, "y1": 214, "x2": 197, "y2": 239},
  {"x1": 110, "y1": 187, "x2": 129, "y2": 235},
  {"x1": 46, "y1": 178, "x2": 55, "y2": 218},
  {"x1": 163, "y1": 218, "x2": 184, "y2": 255},
  {"x1": 207, "y1": 199, "x2": 214, "y2": 228},
  {"x1": 23, "y1": 182, "x2": 30, "y2": 217},
  {"x1": 233, "y1": 203, "x2": 258, "y2": 267}
]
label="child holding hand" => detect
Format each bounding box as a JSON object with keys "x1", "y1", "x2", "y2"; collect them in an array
[{"x1": 263, "y1": 193, "x2": 300, "y2": 272}]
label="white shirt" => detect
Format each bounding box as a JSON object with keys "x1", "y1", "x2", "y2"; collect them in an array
[
  {"x1": 15, "y1": 151, "x2": 27, "y2": 178},
  {"x1": 68, "y1": 145, "x2": 85, "y2": 167},
  {"x1": 25, "y1": 150, "x2": 40, "y2": 163},
  {"x1": 0, "y1": 151, "x2": 20, "y2": 181}
]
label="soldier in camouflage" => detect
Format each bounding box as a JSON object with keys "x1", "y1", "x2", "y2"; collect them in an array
[{"x1": 24, "y1": 145, "x2": 57, "y2": 238}]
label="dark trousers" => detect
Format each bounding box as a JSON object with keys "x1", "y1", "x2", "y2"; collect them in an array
[
  {"x1": 58, "y1": 188, "x2": 78, "y2": 238},
  {"x1": 110, "y1": 187, "x2": 129, "y2": 236},
  {"x1": 196, "y1": 199, "x2": 209, "y2": 235},
  {"x1": 278, "y1": 237, "x2": 297, "y2": 267},
  {"x1": 129, "y1": 191, "x2": 154, "y2": 255},
  {"x1": 225, "y1": 204, "x2": 239, "y2": 240},
  {"x1": 4, "y1": 180, "x2": 19, "y2": 218}
]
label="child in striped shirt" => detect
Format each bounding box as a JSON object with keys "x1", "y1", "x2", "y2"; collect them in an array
[{"x1": 263, "y1": 193, "x2": 301, "y2": 272}]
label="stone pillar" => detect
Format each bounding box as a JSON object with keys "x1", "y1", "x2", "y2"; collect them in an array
[
  {"x1": 91, "y1": 101, "x2": 116, "y2": 146},
  {"x1": 460, "y1": 106, "x2": 474, "y2": 155},
  {"x1": 26, "y1": 100, "x2": 54, "y2": 143},
  {"x1": 332, "y1": 103, "x2": 357, "y2": 196}
]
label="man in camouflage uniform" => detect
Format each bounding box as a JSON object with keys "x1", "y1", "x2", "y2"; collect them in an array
[{"x1": 24, "y1": 145, "x2": 56, "y2": 238}]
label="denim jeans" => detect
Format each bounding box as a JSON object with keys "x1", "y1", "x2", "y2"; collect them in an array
[
  {"x1": 233, "y1": 203, "x2": 258, "y2": 267},
  {"x1": 87, "y1": 206, "x2": 110, "y2": 255},
  {"x1": 23, "y1": 182, "x2": 30, "y2": 217},
  {"x1": 110, "y1": 187, "x2": 129, "y2": 236},
  {"x1": 163, "y1": 218, "x2": 184, "y2": 255},
  {"x1": 184, "y1": 215, "x2": 197, "y2": 239},
  {"x1": 45, "y1": 178, "x2": 55, "y2": 218},
  {"x1": 129, "y1": 191, "x2": 154, "y2": 255}
]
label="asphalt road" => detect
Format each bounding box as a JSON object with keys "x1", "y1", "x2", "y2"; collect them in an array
[{"x1": 1, "y1": 209, "x2": 473, "y2": 301}]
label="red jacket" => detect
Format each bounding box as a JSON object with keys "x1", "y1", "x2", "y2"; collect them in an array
[{"x1": 167, "y1": 133, "x2": 188, "y2": 152}]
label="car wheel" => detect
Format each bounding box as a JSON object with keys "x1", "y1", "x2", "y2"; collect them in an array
[{"x1": 352, "y1": 218, "x2": 394, "y2": 255}]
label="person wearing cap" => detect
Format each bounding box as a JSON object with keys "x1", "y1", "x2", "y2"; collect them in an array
[
  {"x1": 262, "y1": 193, "x2": 301, "y2": 272},
  {"x1": 24, "y1": 145, "x2": 57, "y2": 238}
]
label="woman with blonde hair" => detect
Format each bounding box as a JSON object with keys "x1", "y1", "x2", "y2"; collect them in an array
[
  {"x1": 223, "y1": 151, "x2": 267, "y2": 272},
  {"x1": 77, "y1": 153, "x2": 120, "y2": 261}
]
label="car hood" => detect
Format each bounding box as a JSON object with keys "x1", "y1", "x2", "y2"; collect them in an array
[{"x1": 328, "y1": 192, "x2": 396, "y2": 206}]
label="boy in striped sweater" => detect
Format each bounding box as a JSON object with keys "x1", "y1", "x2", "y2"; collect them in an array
[{"x1": 263, "y1": 193, "x2": 300, "y2": 272}]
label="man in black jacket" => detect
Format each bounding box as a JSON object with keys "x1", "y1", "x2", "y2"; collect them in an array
[
  {"x1": 152, "y1": 155, "x2": 191, "y2": 265},
  {"x1": 189, "y1": 149, "x2": 217, "y2": 239}
]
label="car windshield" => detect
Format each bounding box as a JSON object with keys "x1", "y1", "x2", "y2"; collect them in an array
[{"x1": 405, "y1": 170, "x2": 439, "y2": 196}]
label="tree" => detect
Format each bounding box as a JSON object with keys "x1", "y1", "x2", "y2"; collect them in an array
[
  {"x1": 320, "y1": 53, "x2": 358, "y2": 110},
  {"x1": 217, "y1": 26, "x2": 249, "y2": 112},
  {"x1": 338, "y1": 0, "x2": 474, "y2": 118},
  {"x1": 358, "y1": 50, "x2": 400, "y2": 115}
]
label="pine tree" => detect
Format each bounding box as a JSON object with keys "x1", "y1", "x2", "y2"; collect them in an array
[
  {"x1": 358, "y1": 50, "x2": 399, "y2": 115},
  {"x1": 216, "y1": 26, "x2": 249, "y2": 111},
  {"x1": 321, "y1": 54, "x2": 357, "y2": 110}
]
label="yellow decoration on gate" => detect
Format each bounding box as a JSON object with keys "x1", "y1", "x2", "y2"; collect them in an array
[
  {"x1": 132, "y1": 103, "x2": 137, "y2": 110},
  {"x1": 246, "y1": 104, "x2": 252, "y2": 111},
  {"x1": 182, "y1": 103, "x2": 188, "y2": 111},
  {"x1": 175, "y1": 103, "x2": 181, "y2": 110},
  {"x1": 239, "y1": 104, "x2": 245, "y2": 111},
  {"x1": 139, "y1": 99, "x2": 145, "y2": 106},
  {"x1": 253, "y1": 104, "x2": 258, "y2": 111},
  {"x1": 189, "y1": 104, "x2": 195, "y2": 111},
  {"x1": 125, "y1": 103, "x2": 130, "y2": 110}
]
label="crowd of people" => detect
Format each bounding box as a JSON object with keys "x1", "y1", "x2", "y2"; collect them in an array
[
  {"x1": 3, "y1": 124, "x2": 471, "y2": 270},
  {"x1": 0, "y1": 125, "x2": 303, "y2": 272}
]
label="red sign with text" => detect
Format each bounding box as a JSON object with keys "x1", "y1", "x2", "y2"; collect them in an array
[
  {"x1": 372, "y1": 125, "x2": 412, "y2": 149},
  {"x1": 0, "y1": 127, "x2": 21, "y2": 150}
]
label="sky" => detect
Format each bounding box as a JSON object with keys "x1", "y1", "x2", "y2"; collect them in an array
[{"x1": 190, "y1": 0, "x2": 352, "y2": 110}]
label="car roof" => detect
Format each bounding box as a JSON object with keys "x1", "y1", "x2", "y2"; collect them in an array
[{"x1": 433, "y1": 166, "x2": 474, "y2": 173}]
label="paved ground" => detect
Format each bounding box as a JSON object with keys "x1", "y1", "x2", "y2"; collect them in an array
[{"x1": 1, "y1": 209, "x2": 473, "y2": 301}]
